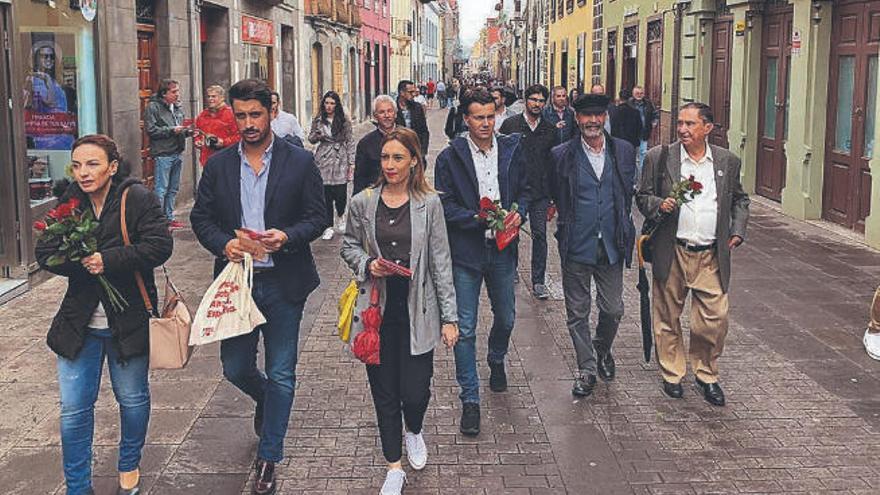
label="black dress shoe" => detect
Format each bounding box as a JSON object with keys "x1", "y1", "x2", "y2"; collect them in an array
[
  {"x1": 254, "y1": 400, "x2": 264, "y2": 438},
  {"x1": 596, "y1": 351, "x2": 616, "y2": 381},
  {"x1": 571, "y1": 374, "x2": 597, "y2": 397},
  {"x1": 460, "y1": 402, "x2": 481, "y2": 436},
  {"x1": 252, "y1": 459, "x2": 277, "y2": 495},
  {"x1": 489, "y1": 361, "x2": 507, "y2": 392},
  {"x1": 695, "y1": 378, "x2": 726, "y2": 406},
  {"x1": 662, "y1": 380, "x2": 684, "y2": 399}
]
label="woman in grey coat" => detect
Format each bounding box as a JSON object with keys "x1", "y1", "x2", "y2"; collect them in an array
[
  {"x1": 309, "y1": 90, "x2": 355, "y2": 240},
  {"x1": 341, "y1": 127, "x2": 458, "y2": 495}
]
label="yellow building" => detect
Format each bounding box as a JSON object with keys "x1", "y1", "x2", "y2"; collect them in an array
[
  {"x1": 547, "y1": 0, "x2": 593, "y2": 91},
  {"x1": 390, "y1": 0, "x2": 413, "y2": 89}
]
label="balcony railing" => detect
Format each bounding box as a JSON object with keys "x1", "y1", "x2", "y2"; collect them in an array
[
  {"x1": 392, "y1": 19, "x2": 412, "y2": 39},
  {"x1": 305, "y1": 0, "x2": 361, "y2": 27}
]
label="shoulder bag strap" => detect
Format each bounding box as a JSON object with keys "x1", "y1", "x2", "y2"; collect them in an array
[{"x1": 120, "y1": 188, "x2": 155, "y2": 314}]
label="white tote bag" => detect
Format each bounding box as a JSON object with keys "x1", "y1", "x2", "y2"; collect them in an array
[{"x1": 190, "y1": 253, "x2": 267, "y2": 346}]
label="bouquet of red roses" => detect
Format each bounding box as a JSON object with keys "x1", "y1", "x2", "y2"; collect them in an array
[
  {"x1": 475, "y1": 197, "x2": 522, "y2": 251},
  {"x1": 34, "y1": 198, "x2": 128, "y2": 312},
  {"x1": 671, "y1": 175, "x2": 704, "y2": 206}
]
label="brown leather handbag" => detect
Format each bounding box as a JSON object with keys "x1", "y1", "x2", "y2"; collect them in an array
[{"x1": 121, "y1": 188, "x2": 193, "y2": 370}]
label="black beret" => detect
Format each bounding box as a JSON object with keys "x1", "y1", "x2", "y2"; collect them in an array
[{"x1": 573, "y1": 94, "x2": 611, "y2": 114}]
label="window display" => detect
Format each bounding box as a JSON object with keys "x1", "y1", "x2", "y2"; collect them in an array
[{"x1": 19, "y1": 3, "x2": 98, "y2": 206}]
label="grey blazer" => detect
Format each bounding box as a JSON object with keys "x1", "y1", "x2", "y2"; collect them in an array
[
  {"x1": 341, "y1": 186, "x2": 458, "y2": 355},
  {"x1": 309, "y1": 116, "x2": 355, "y2": 186},
  {"x1": 635, "y1": 142, "x2": 750, "y2": 293}
]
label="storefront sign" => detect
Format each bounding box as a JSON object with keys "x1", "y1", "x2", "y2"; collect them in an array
[
  {"x1": 792, "y1": 30, "x2": 802, "y2": 56},
  {"x1": 735, "y1": 20, "x2": 746, "y2": 37},
  {"x1": 24, "y1": 110, "x2": 78, "y2": 137},
  {"x1": 81, "y1": 0, "x2": 97, "y2": 22},
  {"x1": 242, "y1": 15, "x2": 274, "y2": 46}
]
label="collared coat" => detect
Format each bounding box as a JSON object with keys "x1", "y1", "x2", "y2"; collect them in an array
[
  {"x1": 341, "y1": 187, "x2": 458, "y2": 356},
  {"x1": 548, "y1": 134, "x2": 637, "y2": 268},
  {"x1": 308, "y1": 115, "x2": 355, "y2": 186},
  {"x1": 433, "y1": 134, "x2": 532, "y2": 272},
  {"x1": 190, "y1": 136, "x2": 326, "y2": 303},
  {"x1": 635, "y1": 142, "x2": 750, "y2": 293}
]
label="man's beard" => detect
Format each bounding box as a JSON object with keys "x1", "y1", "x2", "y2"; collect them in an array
[{"x1": 580, "y1": 124, "x2": 603, "y2": 139}]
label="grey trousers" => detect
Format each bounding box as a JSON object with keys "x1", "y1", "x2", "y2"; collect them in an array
[{"x1": 562, "y1": 257, "x2": 625, "y2": 375}]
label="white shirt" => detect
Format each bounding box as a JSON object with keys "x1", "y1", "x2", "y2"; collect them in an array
[
  {"x1": 676, "y1": 143, "x2": 718, "y2": 245},
  {"x1": 271, "y1": 110, "x2": 305, "y2": 140},
  {"x1": 581, "y1": 135, "x2": 606, "y2": 180},
  {"x1": 494, "y1": 108, "x2": 511, "y2": 131},
  {"x1": 467, "y1": 134, "x2": 500, "y2": 239},
  {"x1": 525, "y1": 114, "x2": 541, "y2": 132},
  {"x1": 89, "y1": 302, "x2": 108, "y2": 329}
]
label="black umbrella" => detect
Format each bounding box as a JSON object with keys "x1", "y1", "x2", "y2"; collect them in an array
[{"x1": 636, "y1": 235, "x2": 653, "y2": 363}]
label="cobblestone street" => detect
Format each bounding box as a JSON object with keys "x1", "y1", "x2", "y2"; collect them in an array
[{"x1": 2, "y1": 109, "x2": 880, "y2": 494}]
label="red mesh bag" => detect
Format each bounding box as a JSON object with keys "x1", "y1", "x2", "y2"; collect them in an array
[{"x1": 352, "y1": 285, "x2": 382, "y2": 365}]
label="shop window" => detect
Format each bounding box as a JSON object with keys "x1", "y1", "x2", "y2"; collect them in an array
[
  {"x1": 19, "y1": 2, "x2": 99, "y2": 206},
  {"x1": 865, "y1": 56, "x2": 877, "y2": 160}
]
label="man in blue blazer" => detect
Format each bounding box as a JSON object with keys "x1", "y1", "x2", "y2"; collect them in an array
[
  {"x1": 543, "y1": 85, "x2": 577, "y2": 145},
  {"x1": 434, "y1": 87, "x2": 532, "y2": 437},
  {"x1": 548, "y1": 93, "x2": 637, "y2": 398},
  {"x1": 190, "y1": 79, "x2": 325, "y2": 495}
]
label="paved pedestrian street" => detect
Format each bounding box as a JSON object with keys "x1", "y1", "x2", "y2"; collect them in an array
[{"x1": 2, "y1": 109, "x2": 880, "y2": 494}]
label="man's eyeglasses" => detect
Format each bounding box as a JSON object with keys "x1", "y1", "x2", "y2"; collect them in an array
[{"x1": 527, "y1": 97, "x2": 546, "y2": 103}]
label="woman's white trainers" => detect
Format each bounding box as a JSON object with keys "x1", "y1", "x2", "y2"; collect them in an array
[
  {"x1": 864, "y1": 329, "x2": 880, "y2": 361},
  {"x1": 321, "y1": 227, "x2": 335, "y2": 240},
  {"x1": 379, "y1": 468, "x2": 406, "y2": 495},
  {"x1": 405, "y1": 431, "x2": 427, "y2": 470}
]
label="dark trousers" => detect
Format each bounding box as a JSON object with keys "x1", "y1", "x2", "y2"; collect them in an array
[
  {"x1": 529, "y1": 197, "x2": 549, "y2": 286},
  {"x1": 324, "y1": 184, "x2": 347, "y2": 226},
  {"x1": 366, "y1": 278, "x2": 434, "y2": 463},
  {"x1": 220, "y1": 273, "x2": 305, "y2": 462}
]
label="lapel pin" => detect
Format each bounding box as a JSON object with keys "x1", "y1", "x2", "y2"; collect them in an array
[{"x1": 717, "y1": 170, "x2": 724, "y2": 177}]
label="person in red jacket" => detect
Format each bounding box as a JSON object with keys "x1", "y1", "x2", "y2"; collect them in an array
[{"x1": 194, "y1": 85, "x2": 239, "y2": 166}]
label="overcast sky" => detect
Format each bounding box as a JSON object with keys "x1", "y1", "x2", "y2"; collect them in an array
[{"x1": 459, "y1": 1, "x2": 511, "y2": 51}]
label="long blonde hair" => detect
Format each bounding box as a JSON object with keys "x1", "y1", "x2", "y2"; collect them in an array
[{"x1": 376, "y1": 128, "x2": 435, "y2": 198}]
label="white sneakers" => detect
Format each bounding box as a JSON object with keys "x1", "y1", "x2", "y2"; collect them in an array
[
  {"x1": 379, "y1": 468, "x2": 406, "y2": 495},
  {"x1": 864, "y1": 329, "x2": 880, "y2": 361},
  {"x1": 404, "y1": 431, "x2": 427, "y2": 470},
  {"x1": 321, "y1": 227, "x2": 335, "y2": 240}
]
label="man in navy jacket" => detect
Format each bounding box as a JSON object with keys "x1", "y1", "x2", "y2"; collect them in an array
[
  {"x1": 190, "y1": 79, "x2": 325, "y2": 495},
  {"x1": 543, "y1": 85, "x2": 577, "y2": 145},
  {"x1": 548, "y1": 93, "x2": 636, "y2": 398},
  {"x1": 434, "y1": 87, "x2": 532, "y2": 437}
]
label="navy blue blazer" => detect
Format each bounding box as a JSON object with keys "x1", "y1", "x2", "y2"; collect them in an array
[
  {"x1": 548, "y1": 134, "x2": 637, "y2": 268},
  {"x1": 542, "y1": 105, "x2": 577, "y2": 145},
  {"x1": 434, "y1": 133, "x2": 532, "y2": 271},
  {"x1": 190, "y1": 136, "x2": 326, "y2": 303}
]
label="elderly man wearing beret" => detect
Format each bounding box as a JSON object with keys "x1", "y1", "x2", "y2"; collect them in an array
[{"x1": 548, "y1": 94, "x2": 637, "y2": 397}]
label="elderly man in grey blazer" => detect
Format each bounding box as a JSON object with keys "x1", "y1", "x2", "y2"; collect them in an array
[{"x1": 636, "y1": 102, "x2": 750, "y2": 407}]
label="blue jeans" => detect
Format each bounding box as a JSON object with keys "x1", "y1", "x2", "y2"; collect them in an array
[
  {"x1": 638, "y1": 140, "x2": 648, "y2": 174},
  {"x1": 153, "y1": 154, "x2": 183, "y2": 221},
  {"x1": 528, "y1": 198, "x2": 549, "y2": 286},
  {"x1": 56, "y1": 328, "x2": 150, "y2": 495},
  {"x1": 220, "y1": 273, "x2": 304, "y2": 462},
  {"x1": 452, "y1": 245, "x2": 517, "y2": 404}
]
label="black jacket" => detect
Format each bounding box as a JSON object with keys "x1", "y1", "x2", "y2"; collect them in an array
[
  {"x1": 395, "y1": 99, "x2": 430, "y2": 156},
  {"x1": 191, "y1": 137, "x2": 326, "y2": 303},
  {"x1": 444, "y1": 105, "x2": 467, "y2": 140},
  {"x1": 36, "y1": 178, "x2": 173, "y2": 361},
  {"x1": 353, "y1": 127, "x2": 383, "y2": 195},
  {"x1": 628, "y1": 98, "x2": 658, "y2": 141},
  {"x1": 499, "y1": 113, "x2": 559, "y2": 200},
  {"x1": 610, "y1": 103, "x2": 643, "y2": 149},
  {"x1": 548, "y1": 134, "x2": 637, "y2": 268}
]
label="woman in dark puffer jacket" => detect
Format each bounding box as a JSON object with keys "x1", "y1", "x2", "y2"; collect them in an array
[{"x1": 35, "y1": 134, "x2": 172, "y2": 495}]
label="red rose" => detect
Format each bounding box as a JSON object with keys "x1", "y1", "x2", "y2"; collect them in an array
[
  {"x1": 692, "y1": 181, "x2": 703, "y2": 193},
  {"x1": 688, "y1": 175, "x2": 696, "y2": 182},
  {"x1": 478, "y1": 210, "x2": 489, "y2": 220},
  {"x1": 33, "y1": 221, "x2": 47, "y2": 231},
  {"x1": 55, "y1": 203, "x2": 72, "y2": 218},
  {"x1": 68, "y1": 197, "x2": 80, "y2": 210},
  {"x1": 479, "y1": 197, "x2": 496, "y2": 211}
]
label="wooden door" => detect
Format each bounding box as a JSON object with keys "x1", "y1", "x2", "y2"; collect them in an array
[
  {"x1": 823, "y1": 0, "x2": 879, "y2": 232},
  {"x1": 645, "y1": 20, "x2": 663, "y2": 145},
  {"x1": 606, "y1": 30, "x2": 617, "y2": 97},
  {"x1": 709, "y1": 17, "x2": 733, "y2": 148},
  {"x1": 755, "y1": 7, "x2": 792, "y2": 201},
  {"x1": 137, "y1": 25, "x2": 158, "y2": 188},
  {"x1": 622, "y1": 25, "x2": 638, "y2": 92}
]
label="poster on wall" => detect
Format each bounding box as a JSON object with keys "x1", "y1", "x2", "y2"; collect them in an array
[
  {"x1": 21, "y1": 33, "x2": 78, "y2": 151},
  {"x1": 81, "y1": 0, "x2": 97, "y2": 22}
]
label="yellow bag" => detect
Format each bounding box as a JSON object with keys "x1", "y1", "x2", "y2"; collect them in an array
[{"x1": 337, "y1": 280, "x2": 358, "y2": 342}]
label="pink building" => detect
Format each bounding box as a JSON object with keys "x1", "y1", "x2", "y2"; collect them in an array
[{"x1": 358, "y1": 0, "x2": 391, "y2": 115}]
